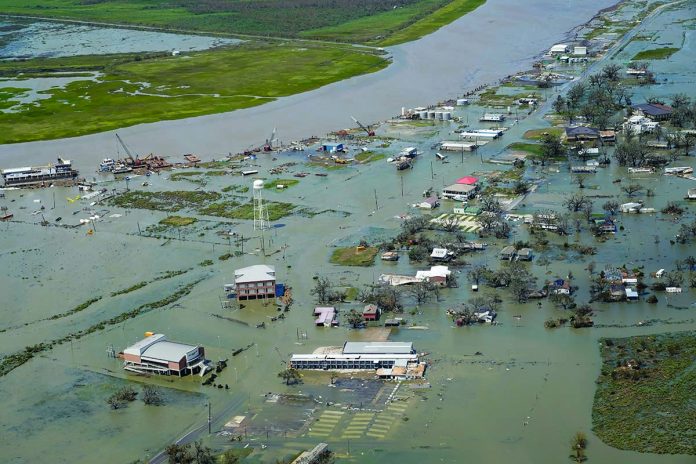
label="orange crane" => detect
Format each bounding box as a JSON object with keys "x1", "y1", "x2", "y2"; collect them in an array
[{"x1": 351, "y1": 116, "x2": 375, "y2": 137}]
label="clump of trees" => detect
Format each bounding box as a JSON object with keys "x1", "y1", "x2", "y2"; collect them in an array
[
  {"x1": 345, "y1": 309, "x2": 365, "y2": 328},
  {"x1": 359, "y1": 285, "x2": 402, "y2": 313},
  {"x1": 661, "y1": 202, "x2": 685, "y2": 216},
  {"x1": 165, "y1": 440, "x2": 215, "y2": 464},
  {"x1": 278, "y1": 368, "x2": 302, "y2": 386},
  {"x1": 142, "y1": 385, "x2": 164, "y2": 406},
  {"x1": 107, "y1": 386, "x2": 137, "y2": 410},
  {"x1": 311, "y1": 276, "x2": 345, "y2": 303},
  {"x1": 464, "y1": 262, "x2": 536, "y2": 302}
]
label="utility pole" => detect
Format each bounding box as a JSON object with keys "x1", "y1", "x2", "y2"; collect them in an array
[
  {"x1": 400, "y1": 176, "x2": 404, "y2": 197},
  {"x1": 208, "y1": 402, "x2": 212, "y2": 434},
  {"x1": 374, "y1": 189, "x2": 378, "y2": 210},
  {"x1": 430, "y1": 161, "x2": 434, "y2": 180}
]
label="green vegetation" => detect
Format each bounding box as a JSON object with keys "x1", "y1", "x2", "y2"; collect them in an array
[
  {"x1": 478, "y1": 87, "x2": 541, "y2": 107},
  {"x1": 330, "y1": 246, "x2": 379, "y2": 266},
  {"x1": 221, "y1": 185, "x2": 250, "y2": 193},
  {"x1": 198, "y1": 200, "x2": 295, "y2": 220},
  {"x1": 169, "y1": 171, "x2": 204, "y2": 180},
  {"x1": 199, "y1": 259, "x2": 214, "y2": 267},
  {"x1": 48, "y1": 296, "x2": 102, "y2": 321},
  {"x1": 264, "y1": 178, "x2": 300, "y2": 190},
  {"x1": 109, "y1": 190, "x2": 221, "y2": 212},
  {"x1": 198, "y1": 201, "x2": 241, "y2": 218},
  {"x1": 0, "y1": 0, "x2": 485, "y2": 45},
  {"x1": 379, "y1": 0, "x2": 486, "y2": 46},
  {"x1": 0, "y1": 43, "x2": 388, "y2": 144},
  {"x1": 523, "y1": 127, "x2": 564, "y2": 140},
  {"x1": 160, "y1": 215, "x2": 198, "y2": 227},
  {"x1": 507, "y1": 142, "x2": 544, "y2": 157},
  {"x1": 111, "y1": 281, "x2": 147, "y2": 297},
  {"x1": 593, "y1": 332, "x2": 696, "y2": 455},
  {"x1": 355, "y1": 151, "x2": 386, "y2": 163},
  {"x1": 632, "y1": 47, "x2": 680, "y2": 61}
]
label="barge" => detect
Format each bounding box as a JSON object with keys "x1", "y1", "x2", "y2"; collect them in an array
[{"x1": 1, "y1": 158, "x2": 78, "y2": 187}]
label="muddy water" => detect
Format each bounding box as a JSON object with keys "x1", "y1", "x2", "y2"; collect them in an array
[
  {"x1": 2, "y1": 2, "x2": 696, "y2": 463},
  {"x1": 0, "y1": 0, "x2": 617, "y2": 170}
]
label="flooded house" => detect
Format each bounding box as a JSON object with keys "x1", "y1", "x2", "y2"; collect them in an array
[
  {"x1": 231, "y1": 264, "x2": 276, "y2": 301},
  {"x1": 121, "y1": 333, "x2": 208, "y2": 377},
  {"x1": 314, "y1": 307, "x2": 338, "y2": 327},
  {"x1": 632, "y1": 103, "x2": 673, "y2": 121},
  {"x1": 517, "y1": 248, "x2": 533, "y2": 261},
  {"x1": 417, "y1": 196, "x2": 440, "y2": 209},
  {"x1": 362, "y1": 304, "x2": 380, "y2": 321},
  {"x1": 430, "y1": 247, "x2": 455, "y2": 262},
  {"x1": 442, "y1": 183, "x2": 477, "y2": 200},
  {"x1": 500, "y1": 246, "x2": 516, "y2": 260},
  {"x1": 381, "y1": 251, "x2": 399, "y2": 261},
  {"x1": 565, "y1": 126, "x2": 599, "y2": 142}
]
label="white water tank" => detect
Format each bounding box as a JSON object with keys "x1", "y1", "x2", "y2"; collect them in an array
[{"x1": 253, "y1": 179, "x2": 264, "y2": 190}]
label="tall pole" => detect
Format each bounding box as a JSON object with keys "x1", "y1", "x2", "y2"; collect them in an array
[
  {"x1": 374, "y1": 189, "x2": 378, "y2": 210},
  {"x1": 430, "y1": 161, "x2": 434, "y2": 180},
  {"x1": 400, "y1": 176, "x2": 404, "y2": 197},
  {"x1": 208, "y1": 402, "x2": 211, "y2": 434}
]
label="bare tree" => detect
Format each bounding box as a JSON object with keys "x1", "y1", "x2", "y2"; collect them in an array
[
  {"x1": 621, "y1": 183, "x2": 644, "y2": 197},
  {"x1": 409, "y1": 281, "x2": 436, "y2": 304}
]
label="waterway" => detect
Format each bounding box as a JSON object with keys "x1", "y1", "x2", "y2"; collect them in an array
[{"x1": 0, "y1": 0, "x2": 618, "y2": 170}]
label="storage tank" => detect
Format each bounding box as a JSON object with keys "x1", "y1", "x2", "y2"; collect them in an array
[
  {"x1": 456, "y1": 98, "x2": 469, "y2": 106},
  {"x1": 428, "y1": 111, "x2": 436, "y2": 119},
  {"x1": 443, "y1": 112, "x2": 452, "y2": 120},
  {"x1": 418, "y1": 111, "x2": 428, "y2": 120}
]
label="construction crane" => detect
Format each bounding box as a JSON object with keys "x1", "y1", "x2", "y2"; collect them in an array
[
  {"x1": 351, "y1": 116, "x2": 375, "y2": 137},
  {"x1": 115, "y1": 133, "x2": 143, "y2": 167},
  {"x1": 263, "y1": 128, "x2": 277, "y2": 152}
]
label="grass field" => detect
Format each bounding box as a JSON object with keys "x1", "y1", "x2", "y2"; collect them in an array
[
  {"x1": 0, "y1": 0, "x2": 485, "y2": 44},
  {"x1": 631, "y1": 47, "x2": 680, "y2": 60},
  {"x1": 523, "y1": 127, "x2": 564, "y2": 140},
  {"x1": 330, "y1": 246, "x2": 379, "y2": 266},
  {"x1": 593, "y1": 332, "x2": 696, "y2": 455},
  {"x1": 506, "y1": 142, "x2": 544, "y2": 157},
  {"x1": 0, "y1": 42, "x2": 388, "y2": 144}
]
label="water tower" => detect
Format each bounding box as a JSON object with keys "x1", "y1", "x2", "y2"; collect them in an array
[{"x1": 253, "y1": 179, "x2": 269, "y2": 231}]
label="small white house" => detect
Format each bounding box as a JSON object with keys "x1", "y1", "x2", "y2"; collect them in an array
[{"x1": 573, "y1": 46, "x2": 587, "y2": 56}]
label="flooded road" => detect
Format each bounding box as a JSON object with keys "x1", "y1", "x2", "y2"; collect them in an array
[{"x1": 0, "y1": 0, "x2": 616, "y2": 170}]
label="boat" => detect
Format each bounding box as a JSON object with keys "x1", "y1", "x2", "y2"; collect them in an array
[
  {"x1": 112, "y1": 163, "x2": 133, "y2": 174},
  {"x1": 0, "y1": 213, "x2": 13, "y2": 221},
  {"x1": 242, "y1": 170, "x2": 259, "y2": 176},
  {"x1": 99, "y1": 158, "x2": 115, "y2": 172}
]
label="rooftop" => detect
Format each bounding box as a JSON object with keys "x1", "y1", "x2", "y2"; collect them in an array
[
  {"x1": 342, "y1": 341, "x2": 414, "y2": 355},
  {"x1": 235, "y1": 264, "x2": 276, "y2": 284},
  {"x1": 443, "y1": 183, "x2": 476, "y2": 193},
  {"x1": 632, "y1": 103, "x2": 673, "y2": 117}
]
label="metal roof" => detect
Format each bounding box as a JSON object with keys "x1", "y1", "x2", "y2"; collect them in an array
[
  {"x1": 234, "y1": 264, "x2": 276, "y2": 284},
  {"x1": 123, "y1": 333, "x2": 166, "y2": 356},
  {"x1": 443, "y1": 183, "x2": 476, "y2": 193},
  {"x1": 142, "y1": 340, "x2": 198, "y2": 363},
  {"x1": 342, "y1": 341, "x2": 413, "y2": 355}
]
